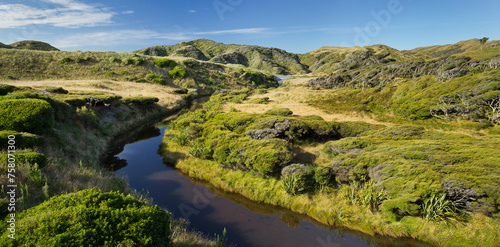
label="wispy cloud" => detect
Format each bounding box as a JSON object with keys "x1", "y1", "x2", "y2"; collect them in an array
[
  {"x1": 188, "y1": 10, "x2": 197, "y2": 13},
  {"x1": 122, "y1": 10, "x2": 134, "y2": 15},
  {"x1": 0, "y1": 0, "x2": 114, "y2": 28}
]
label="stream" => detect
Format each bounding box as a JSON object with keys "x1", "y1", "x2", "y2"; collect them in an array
[{"x1": 102, "y1": 98, "x2": 431, "y2": 247}]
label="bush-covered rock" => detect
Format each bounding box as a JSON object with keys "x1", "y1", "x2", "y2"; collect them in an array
[
  {"x1": 0, "y1": 152, "x2": 47, "y2": 168},
  {"x1": 0, "y1": 99, "x2": 55, "y2": 134},
  {"x1": 0, "y1": 189, "x2": 172, "y2": 247},
  {"x1": 0, "y1": 130, "x2": 43, "y2": 150}
]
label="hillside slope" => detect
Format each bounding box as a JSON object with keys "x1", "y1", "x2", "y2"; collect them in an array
[
  {"x1": 407, "y1": 38, "x2": 500, "y2": 58},
  {"x1": 135, "y1": 39, "x2": 308, "y2": 75}
]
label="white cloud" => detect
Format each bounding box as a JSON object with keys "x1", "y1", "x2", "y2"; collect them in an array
[
  {"x1": 0, "y1": 0, "x2": 114, "y2": 28},
  {"x1": 122, "y1": 10, "x2": 134, "y2": 15},
  {"x1": 188, "y1": 10, "x2": 196, "y2": 13}
]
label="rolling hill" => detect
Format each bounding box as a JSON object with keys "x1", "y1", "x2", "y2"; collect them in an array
[{"x1": 9, "y1": 40, "x2": 59, "y2": 51}]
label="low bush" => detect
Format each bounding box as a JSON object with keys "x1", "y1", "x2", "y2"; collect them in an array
[
  {"x1": 281, "y1": 175, "x2": 305, "y2": 195},
  {"x1": 0, "y1": 152, "x2": 47, "y2": 168},
  {"x1": 0, "y1": 84, "x2": 14, "y2": 95},
  {"x1": 168, "y1": 65, "x2": 187, "y2": 79},
  {"x1": 314, "y1": 166, "x2": 333, "y2": 186},
  {"x1": 0, "y1": 99, "x2": 55, "y2": 134},
  {"x1": 146, "y1": 74, "x2": 158, "y2": 81},
  {"x1": 332, "y1": 121, "x2": 384, "y2": 137},
  {"x1": 58, "y1": 57, "x2": 71, "y2": 64},
  {"x1": 136, "y1": 78, "x2": 146, "y2": 83},
  {"x1": 264, "y1": 108, "x2": 293, "y2": 116},
  {"x1": 0, "y1": 189, "x2": 172, "y2": 246},
  {"x1": 154, "y1": 58, "x2": 177, "y2": 68},
  {"x1": 151, "y1": 77, "x2": 167, "y2": 85},
  {"x1": 121, "y1": 96, "x2": 159, "y2": 105},
  {"x1": 46, "y1": 87, "x2": 68, "y2": 94},
  {"x1": 0, "y1": 130, "x2": 43, "y2": 150}
]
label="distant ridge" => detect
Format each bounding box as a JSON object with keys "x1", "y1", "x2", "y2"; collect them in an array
[
  {"x1": 9, "y1": 40, "x2": 59, "y2": 51},
  {"x1": 0, "y1": 42, "x2": 13, "y2": 49}
]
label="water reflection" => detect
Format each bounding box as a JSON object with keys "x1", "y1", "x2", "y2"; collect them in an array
[{"x1": 104, "y1": 124, "x2": 432, "y2": 247}]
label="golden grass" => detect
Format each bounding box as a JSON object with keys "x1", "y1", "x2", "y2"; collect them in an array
[
  {"x1": 0, "y1": 79, "x2": 182, "y2": 106},
  {"x1": 224, "y1": 77, "x2": 387, "y2": 125}
]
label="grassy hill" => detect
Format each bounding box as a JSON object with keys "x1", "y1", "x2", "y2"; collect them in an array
[
  {"x1": 0, "y1": 48, "x2": 276, "y2": 92},
  {"x1": 135, "y1": 39, "x2": 309, "y2": 75},
  {"x1": 0, "y1": 42, "x2": 13, "y2": 49},
  {"x1": 9, "y1": 40, "x2": 59, "y2": 51},
  {"x1": 407, "y1": 38, "x2": 500, "y2": 59}
]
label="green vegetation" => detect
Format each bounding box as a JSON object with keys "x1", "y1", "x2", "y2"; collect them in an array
[
  {"x1": 0, "y1": 130, "x2": 43, "y2": 150},
  {"x1": 154, "y1": 57, "x2": 177, "y2": 68},
  {"x1": 46, "y1": 86, "x2": 68, "y2": 94},
  {"x1": 0, "y1": 99, "x2": 54, "y2": 134},
  {"x1": 168, "y1": 65, "x2": 187, "y2": 78},
  {"x1": 0, "y1": 152, "x2": 47, "y2": 168},
  {"x1": 121, "y1": 96, "x2": 160, "y2": 105},
  {"x1": 0, "y1": 189, "x2": 172, "y2": 246},
  {"x1": 9, "y1": 40, "x2": 59, "y2": 51}
]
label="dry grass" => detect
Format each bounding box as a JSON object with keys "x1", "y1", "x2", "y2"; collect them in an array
[
  {"x1": 224, "y1": 77, "x2": 387, "y2": 125},
  {"x1": 0, "y1": 79, "x2": 182, "y2": 106}
]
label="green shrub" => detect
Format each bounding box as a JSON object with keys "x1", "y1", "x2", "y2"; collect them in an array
[
  {"x1": 94, "y1": 95, "x2": 122, "y2": 104},
  {"x1": 0, "y1": 130, "x2": 43, "y2": 150},
  {"x1": 135, "y1": 57, "x2": 145, "y2": 65},
  {"x1": 151, "y1": 77, "x2": 167, "y2": 85},
  {"x1": 121, "y1": 96, "x2": 159, "y2": 105},
  {"x1": 281, "y1": 175, "x2": 305, "y2": 195},
  {"x1": 323, "y1": 137, "x2": 369, "y2": 156},
  {"x1": 109, "y1": 57, "x2": 120, "y2": 63},
  {"x1": 333, "y1": 121, "x2": 384, "y2": 137},
  {"x1": 314, "y1": 166, "x2": 333, "y2": 186},
  {"x1": 421, "y1": 194, "x2": 458, "y2": 223},
  {"x1": 264, "y1": 108, "x2": 293, "y2": 116},
  {"x1": 5, "y1": 75, "x2": 15, "y2": 80},
  {"x1": 168, "y1": 65, "x2": 187, "y2": 78},
  {"x1": 146, "y1": 74, "x2": 158, "y2": 81},
  {"x1": 0, "y1": 99, "x2": 55, "y2": 134},
  {"x1": 0, "y1": 189, "x2": 172, "y2": 246},
  {"x1": 77, "y1": 106, "x2": 99, "y2": 127},
  {"x1": 122, "y1": 58, "x2": 134, "y2": 65},
  {"x1": 0, "y1": 152, "x2": 47, "y2": 168},
  {"x1": 188, "y1": 140, "x2": 211, "y2": 159},
  {"x1": 104, "y1": 71, "x2": 115, "y2": 77},
  {"x1": 0, "y1": 84, "x2": 14, "y2": 95},
  {"x1": 154, "y1": 58, "x2": 177, "y2": 68},
  {"x1": 58, "y1": 57, "x2": 71, "y2": 64},
  {"x1": 46, "y1": 87, "x2": 68, "y2": 94},
  {"x1": 136, "y1": 78, "x2": 146, "y2": 83},
  {"x1": 119, "y1": 70, "x2": 127, "y2": 75}
]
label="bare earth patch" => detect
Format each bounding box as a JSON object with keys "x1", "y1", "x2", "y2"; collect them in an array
[{"x1": 0, "y1": 79, "x2": 182, "y2": 106}]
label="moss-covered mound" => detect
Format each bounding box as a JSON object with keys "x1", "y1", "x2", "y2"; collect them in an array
[
  {"x1": 0, "y1": 189, "x2": 172, "y2": 247},
  {"x1": 0, "y1": 99, "x2": 55, "y2": 134}
]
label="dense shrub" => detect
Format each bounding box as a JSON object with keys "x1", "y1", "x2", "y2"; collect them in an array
[
  {"x1": 0, "y1": 189, "x2": 172, "y2": 246},
  {"x1": 248, "y1": 97, "x2": 269, "y2": 104},
  {"x1": 121, "y1": 96, "x2": 159, "y2": 105},
  {"x1": 58, "y1": 57, "x2": 71, "y2": 64},
  {"x1": 168, "y1": 65, "x2": 187, "y2": 78},
  {"x1": 154, "y1": 58, "x2": 177, "y2": 68},
  {"x1": 0, "y1": 152, "x2": 47, "y2": 168},
  {"x1": 151, "y1": 77, "x2": 167, "y2": 85},
  {"x1": 0, "y1": 84, "x2": 14, "y2": 95},
  {"x1": 0, "y1": 99, "x2": 55, "y2": 134},
  {"x1": 264, "y1": 108, "x2": 293, "y2": 116},
  {"x1": 0, "y1": 130, "x2": 43, "y2": 150},
  {"x1": 314, "y1": 166, "x2": 333, "y2": 186},
  {"x1": 136, "y1": 78, "x2": 146, "y2": 83},
  {"x1": 46, "y1": 87, "x2": 68, "y2": 94},
  {"x1": 332, "y1": 121, "x2": 384, "y2": 137},
  {"x1": 146, "y1": 73, "x2": 158, "y2": 81},
  {"x1": 323, "y1": 137, "x2": 369, "y2": 156}
]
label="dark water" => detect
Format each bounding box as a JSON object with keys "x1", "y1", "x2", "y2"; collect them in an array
[{"x1": 103, "y1": 124, "x2": 431, "y2": 247}]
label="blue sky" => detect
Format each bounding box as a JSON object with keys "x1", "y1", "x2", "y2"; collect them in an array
[{"x1": 0, "y1": 0, "x2": 499, "y2": 53}]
